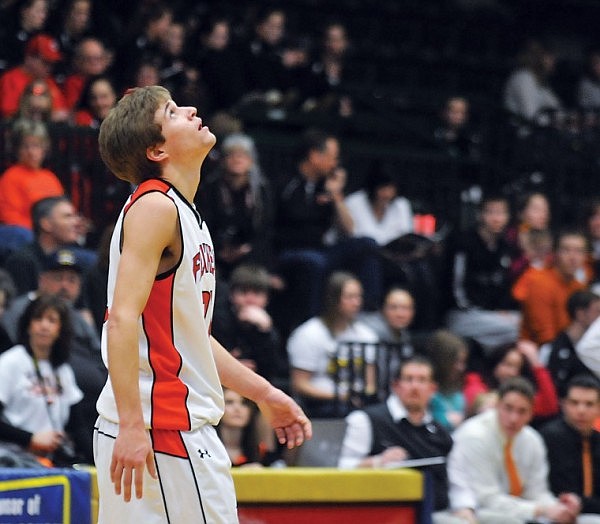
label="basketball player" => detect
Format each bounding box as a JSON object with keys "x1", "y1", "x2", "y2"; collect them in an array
[{"x1": 93, "y1": 86, "x2": 311, "y2": 523}]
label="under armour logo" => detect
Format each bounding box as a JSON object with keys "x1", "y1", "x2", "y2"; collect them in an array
[{"x1": 198, "y1": 449, "x2": 211, "y2": 459}]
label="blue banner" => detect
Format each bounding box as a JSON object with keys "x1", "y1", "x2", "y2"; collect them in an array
[{"x1": 0, "y1": 468, "x2": 91, "y2": 524}]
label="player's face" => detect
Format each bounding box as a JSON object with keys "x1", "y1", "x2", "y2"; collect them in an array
[
  {"x1": 154, "y1": 99, "x2": 216, "y2": 163},
  {"x1": 497, "y1": 391, "x2": 533, "y2": 438},
  {"x1": 562, "y1": 386, "x2": 600, "y2": 435},
  {"x1": 382, "y1": 289, "x2": 414, "y2": 331}
]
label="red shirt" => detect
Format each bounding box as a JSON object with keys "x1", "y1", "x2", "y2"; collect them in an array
[{"x1": 0, "y1": 66, "x2": 68, "y2": 118}]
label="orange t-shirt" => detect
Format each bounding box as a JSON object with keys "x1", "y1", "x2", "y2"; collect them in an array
[{"x1": 0, "y1": 164, "x2": 64, "y2": 229}]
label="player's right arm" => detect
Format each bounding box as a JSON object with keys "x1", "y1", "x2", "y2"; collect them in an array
[{"x1": 107, "y1": 192, "x2": 178, "y2": 502}]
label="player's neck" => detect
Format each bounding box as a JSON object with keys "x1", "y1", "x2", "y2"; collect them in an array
[{"x1": 161, "y1": 165, "x2": 201, "y2": 203}]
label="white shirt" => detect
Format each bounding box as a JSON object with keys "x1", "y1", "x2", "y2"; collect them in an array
[
  {"x1": 344, "y1": 190, "x2": 413, "y2": 246},
  {"x1": 576, "y1": 315, "x2": 600, "y2": 377},
  {"x1": 447, "y1": 409, "x2": 556, "y2": 519},
  {"x1": 504, "y1": 68, "x2": 561, "y2": 121},
  {"x1": 287, "y1": 317, "x2": 378, "y2": 396},
  {"x1": 338, "y1": 395, "x2": 433, "y2": 469},
  {"x1": 0, "y1": 345, "x2": 83, "y2": 434}
]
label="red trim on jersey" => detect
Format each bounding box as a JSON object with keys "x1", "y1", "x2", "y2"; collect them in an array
[
  {"x1": 143, "y1": 273, "x2": 191, "y2": 430},
  {"x1": 151, "y1": 428, "x2": 188, "y2": 458},
  {"x1": 124, "y1": 179, "x2": 171, "y2": 215}
]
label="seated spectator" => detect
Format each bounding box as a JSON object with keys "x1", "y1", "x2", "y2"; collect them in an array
[
  {"x1": 194, "y1": 14, "x2": 247, "y2": 113},
  {"x1": 464, "y1": 340, "x2": 559, "y2": 422},
  {"x1": 14, "y1": 78, "x2": 53, "y2": 122},
  {"x1": 0, "y1": 33, "x2": 69, "y2": 121},
  {"x1": 359, "y1": 286, "x2": 417, "y2": 394},
  {"x1": 4, "y1": 195, "x2": 96, "y2": 295},
  {"x1": 195, "y1": 133, "x2": 275, "y2": 279},
  {"x1": 0, "y1": 294, "x2": 87, "y2": 466},
  {"x1": 61, "y1": 36, "x2": 112, "y2": 110},
  {"x1": 505, "y1": 191, "x2": 552, "y2": 281},
  {"x1": 72, "y1": 74, "x2": 117, "y2": 128},
  {"x1": 0, "y1": 269, "x2": 17, "y2": 353},
  {"x1": 0, "y1": 119, "x2": 64, "y2": 230},
  {"x1": 541, "y1": 375, "x2": 600, "y2": 522},
  {"x1": 511, "y1": 228, "x2": 554, "y2": 303},
  {"x1": 0, "y1": 0, "x2": 50, "y2": 72},
  {"x1": 240, "y1": 5, "x2": 309, "y2": 107},
  {"x1": 211, "y1": 264, "x2": 282, "y2": 382},
  {"x1": 582, "y1": 198, "x2": 600, "y2": 282},
  {"x1": 1, "y1": 249, "x2": 106, "y2": 463},
  {"x1": 446, "y1": 194, "x2": 521, "y2": 352},
  {"x1": 504, "y1": 38, "x2": 562, "y2": 124},
  {"x1": 287, "y1": 271, "x2": 378, "y2": 419},
  {"x1": 521, "y1": 230, "x2": 590, "y2": 345},
  {"x1": 302, "y1": 20, "x2": 355, "y2": 117},
  {"x1": 433, "y1": 96, "x2": 482, "y2": 162},
  {"x1": 448, "y1": 377, "x2": 581, "y2": 524},
  {"x1": 543, "y1": 290, "x2": 600, "y2": 398},
  {"x1": 577, "y1": 46, "x2": 600, "y2": 110},
  {"x1": 50, "y1": 0, "x2": 95, "y2": 69},
  {"x1": 274, "y1": 129, "x2": 381, "y2": 332},
  {"x1": 425, "y1": 330, "x2": 469, "y2": 432},
  {"x1": 338, "y1": 356, "x2": 476, "y2": 524},
  {"x1": 216, "y1": 388, "x2": 278, "y2": 468}
]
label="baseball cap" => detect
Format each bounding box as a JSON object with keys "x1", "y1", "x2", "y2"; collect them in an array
[
  {"x1": 25, "y1": 34, "x2": 62, "y2": 63},
  {"x1": 41, "y1": 249, "x2": 82, "y2": 273},
  {"x1": 229, "y1": 264, "x2": 271, "y2": 292}
]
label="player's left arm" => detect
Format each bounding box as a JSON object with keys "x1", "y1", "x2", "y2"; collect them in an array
[{"x1": 210, "y1": 336, "x2": 312, "y2": 448}]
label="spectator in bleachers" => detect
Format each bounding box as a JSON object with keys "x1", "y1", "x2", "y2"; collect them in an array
[
  {"x1": 0, "y1": 294, "x2": 88, "y2": 466},
  {"x1": 4, "y1": 195, "x2": 96, "y2": 296},
  {"x1": 463, "y1": 340, "x2": 559, "y2": 423},
  {"x1": 61, "y1": 36, "x2": 112, "y2": 110},
  {"x1": 14, "y1": 78, "x2": 53, "y2": 122},
  {"x1": 113, "y1": 1, "x2": 172, "y2": 91},
  {"x1": 216, "y1": 387, "x2": 279, "y2": 468},
  {"x1": 505, "y1": 191, "x2": 552, "y2": 281},
  {"x1": 446, "y1": 193, "x2": 521, "y2": 352},
  {"x1": 0, "y1": 0, "x2": 50, "y2": 72},
  {"x1": 520, "y1": 230, "x2": 590, "y2": 345},
  {"x1": 1, "y1": 248, "x2": 106, "y2": 463},
  {"x1": 211, "y1": 264, "x2": 282, "y2": 382},
  {"x1": 426, "y1": 330, "x2": 469, "y2": 432},
  {"x1": 540, "y1": 375, "x2": 600, "y2": 522},
  {"x1": 434, "y1": 96, "x2": 482, "y2": 162},
  {"x1": 338, "y1": 356, "x2": 476, "y2": 524},
  {"x1": 72, "y1": 74, "x2": 116, "y2": 128},
  {"x1": 504, "y1": 38, "x2": 562, "y2": 124},
  {"x1": 0, "y1": 269, "x2": 17, "y2": 353},
  {"x1": 0, "y1": 119, "x2": 64, "y2": 230},
  {"x1": 511, "y1": 228, "x2": 554, "y2": 304},
  {"x1": 359, "y1": 286, "x2": 417, "y2": 394},
  {"x1": 196, "y1": 132, "x2": 275, "y2": 279},
  {"x1": 0, "y1": 33, "x2": 69, "y2": 121},
  {"x1": 583, "y1": 198, "x2": 600, "y2": 282},
  {"x1": 448, "y1": 377, "x2": 581, "y2": 524},
  {"x1": 241, "y1": 5, "x2": 309, "y2": 107},
  {"x1": 194, "y1": 14, "x2": 247, "y2": 113},
  {"x1": 578, "y1": 46, "x2": 600, "y2": 110},
  {"x1": 287, "y1": 271, "x2": 378, "y2": 419},
  {"x1": 543, "y1": 290, "x2": 600, "y2": 399},
  {"x1": 274, "y1": 128, "x2": 382, "y2": 330},
  {"x1": 50, "y1": 0, "x2": 94, "y2": 72},
  {"x1": 302, "y1": 20, "x2": 354, "y2": 116}
]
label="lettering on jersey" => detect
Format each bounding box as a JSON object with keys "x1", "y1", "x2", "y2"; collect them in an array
[
  {"x1": 197, "y1": 449, "x2": 212, "y2": 459},
  {"x1": 192, "y1": 243, "x2": 215, "y2": 281}
]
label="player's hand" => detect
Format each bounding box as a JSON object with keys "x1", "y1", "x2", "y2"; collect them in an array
[
  {"x1": 110, "y1": 426, "x2": 157, "y2": 502},
  {"x1": 256, "y1": 387, "x2": 312, "y2": 449}
]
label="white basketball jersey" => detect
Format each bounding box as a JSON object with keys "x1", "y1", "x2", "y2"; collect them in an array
[{"x1": 97, "y1": 179, "x2": 224, "y2": 429}]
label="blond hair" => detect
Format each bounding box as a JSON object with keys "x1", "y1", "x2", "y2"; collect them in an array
[{"x1": 98, "y1": 85, "x2": 170, "y2": 185}]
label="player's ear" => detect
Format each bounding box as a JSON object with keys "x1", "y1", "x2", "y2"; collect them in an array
[{"x1": 146, "y1": 145, "x2": 168, "y2": 162}]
